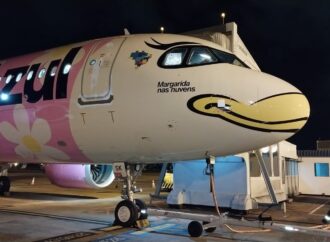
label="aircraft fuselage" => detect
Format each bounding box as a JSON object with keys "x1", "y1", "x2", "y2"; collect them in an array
[{"x1": 0, "y1": 34, "x2": 310, "y2": 164}]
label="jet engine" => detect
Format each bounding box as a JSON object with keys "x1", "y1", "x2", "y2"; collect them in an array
[{"x1": 44, "y1": 164, "x2": 115, "y2": 189}]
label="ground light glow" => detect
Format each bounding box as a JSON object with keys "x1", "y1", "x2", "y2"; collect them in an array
[
  {"x1": 284, "y1": 226, "x2": 299, "y2": 232},
  {"x1": 324, "y1": 210, "x2": 330, "y2": 223}
]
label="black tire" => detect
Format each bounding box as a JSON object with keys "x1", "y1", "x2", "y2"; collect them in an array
[
  {"x1": 134, "y1": 199, "x2": 148, "y2": 220},
  {"x1": 0, "y1": 176, "x2": 10, "y2": 195},
  {"x1": 203, "y1": 221, "x2": 216, "y2": 233},
  {"x1": 188, "y1": 221, "x2": 203, "y2": 237},
  {"x1": 114, "y1": 200, "x2": 138, "y2": 227}
]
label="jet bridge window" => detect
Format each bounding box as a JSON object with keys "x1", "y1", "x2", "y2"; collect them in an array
[
  {"x1": 187, "y1": 47, "x2": 217, "y2": 66},
  {"x1": 162, "y1": 47, "x2": 188, "y2": 66},
  {"x1": 212, "y1": 49, "x2": 247, "y2": 68}
]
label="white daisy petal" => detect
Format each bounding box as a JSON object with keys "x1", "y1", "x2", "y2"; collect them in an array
[
  {"x1": 13, "y1": 105, "x2": 30, "y2": 136},
  {"x1": 15, "y1": 144, "x2": 34, "y2": 160},
  {"x1": 0, "y1": 122, "x2": 20, "y2": 143},
  {"x1": 41, "y1": 146, "x2": 70, "y2": 161},
  {"x1": 31, "y1": 119, "x2": 51, "y2": 144},
  {"x1": 34, "y1": 155, "x2": 46, "y2": 163}
]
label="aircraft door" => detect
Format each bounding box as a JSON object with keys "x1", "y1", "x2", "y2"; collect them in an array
[{"x1": 79, "y1": 38, "x2": 125, "y2": 105}]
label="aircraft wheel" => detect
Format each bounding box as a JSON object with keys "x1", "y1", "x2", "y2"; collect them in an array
[
  {"x1": 135, "y1": 199, "x2": 148, "y2": 220},
  {"x1": 114, "y1": 200, "x2": 138, "y2": 227},
  {"x1": 203, "y1": 221, "x2": 216, "y2": 233},
  {"x1": 0, "y1": 176, "x2": 10, "y2": 195},
  {"x1": 188, "y1": 221, "x2": 203, "y2": 237}
]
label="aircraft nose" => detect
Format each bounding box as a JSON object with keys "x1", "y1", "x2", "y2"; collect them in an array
[
  {"x1": 225, "y1": 71, "x2": 311, "y2": 133},
  {"x1": 187, "y1": 74, "x2": 310, "y2": 133},
  {"x1": 229, "y1": 70, "x2": 311, "y2": 132},
  {"x1": 249, "y1": 90, "x2": 310, "y2": 133}
]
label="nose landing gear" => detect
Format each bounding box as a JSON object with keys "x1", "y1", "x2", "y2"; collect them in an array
[{"x1": 112, "y1": 163, "x2": 149, "y2": 228}]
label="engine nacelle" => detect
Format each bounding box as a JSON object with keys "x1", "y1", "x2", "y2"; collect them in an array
[{"x1": 45, "y1": 164, "x2": 115, "y2": 189}]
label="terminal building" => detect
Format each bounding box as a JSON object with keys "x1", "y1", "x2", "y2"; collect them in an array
[{"x1": 298, "y1": 140, "x2": 330, "y2": 196}]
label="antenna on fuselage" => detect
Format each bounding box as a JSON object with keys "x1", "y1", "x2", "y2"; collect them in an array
[{"x1": 220, "y1": 12, "x2": 226, "y2": 25}]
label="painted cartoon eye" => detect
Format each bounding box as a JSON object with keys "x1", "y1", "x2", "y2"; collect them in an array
[{"x1": 89, "y1": 59, "x2": 96, "y2": 65}]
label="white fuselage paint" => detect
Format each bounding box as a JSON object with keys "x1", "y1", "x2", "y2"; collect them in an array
[{"x1": 0, "y1": 34, "x2": 309, "y2": 164}]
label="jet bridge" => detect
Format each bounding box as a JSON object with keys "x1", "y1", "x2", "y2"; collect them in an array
[
  {"x1": 185, "y1": 22, "x2": 260, "y2": 71},
  {"x1": 166, "y1": 141, "x2": 298, "y2": 210}
]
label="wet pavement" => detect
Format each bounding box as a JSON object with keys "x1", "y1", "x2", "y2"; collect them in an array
[{"x1": 0, "y1": 170, "x2": 329, "y2": 241}]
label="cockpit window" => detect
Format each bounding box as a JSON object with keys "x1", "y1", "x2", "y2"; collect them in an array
[
  {"x1": 157, "y1": 45, "x2": 249, "y2": 69},
  {"x1": 187, "y1": 47, "x2": 217, "y2": 66},
  {"x1": 232, "y1": 59, "x2": 246, "y2": 67},
  {"x1": 212, "y1": 49, "x2": 247, "y2": 67},
  {"x1": 162, "y1": 47, "x2": 187, "y2": 66}
]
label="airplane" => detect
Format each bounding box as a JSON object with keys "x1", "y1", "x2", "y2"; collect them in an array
[{"x1": 0, "y1": 27, "x2": 310, "y2": 227}]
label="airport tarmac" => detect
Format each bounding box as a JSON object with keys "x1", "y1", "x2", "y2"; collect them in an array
[{"x1": 0, "y1": 169, "x2": 329, "y2": 242}]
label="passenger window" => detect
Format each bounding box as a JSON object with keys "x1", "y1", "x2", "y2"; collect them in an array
[
  {"x1": 27, "y1": 71, "x2": 34, "y2": 81},
  {"x1": 63, "y1": 64, "x2": 71, "y2": 74},
  {"x1": 16, "y1": 73, "x2": 23, "y2": 82},
  {"x1": 188, "y1": 47, "x2": 217, "y2": 66},
  {"x1": 163, "y1": 48, "x2": 187, "y2": 66},
  {"x1": 50, "y1": 66, "x2": 57, "y2": 77},
  {"x1": 38, "y1": 68, "x2": 46, "y2": 79},
  {"x1": 5, "y1": 75, "x2": 13, "y2": 84}
]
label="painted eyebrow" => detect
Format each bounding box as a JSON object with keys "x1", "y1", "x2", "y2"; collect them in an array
[{"x1": 145, "y1": 38, "x2": 198, "y2": 50}]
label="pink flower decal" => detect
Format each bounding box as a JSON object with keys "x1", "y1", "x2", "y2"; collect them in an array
[{"x1": 0, "y1": 105, "x2": 69, "y2": 162}]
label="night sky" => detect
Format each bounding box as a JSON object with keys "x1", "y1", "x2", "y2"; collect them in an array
[{"x1": 0, "y1": 0, "x2": 329, "y2": 150}]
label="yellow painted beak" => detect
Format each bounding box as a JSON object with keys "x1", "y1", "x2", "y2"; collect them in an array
[{"x1": 187, "y1": 92, "x2": 310, "y2": 133}]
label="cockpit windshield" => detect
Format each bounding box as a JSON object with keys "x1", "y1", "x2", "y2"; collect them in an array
[
  {"x1": 187, "y1": 47, "x2": 217, "y2": 66},
  {"x1": 162, "y1": 48, "x2": 188, "y2": 66},
  {"x1": 212, "y1": 49, "x2": 246, "y2": 68},
  {"x1": 159, "y1": 45, "x2": 248, "y2": 69}
]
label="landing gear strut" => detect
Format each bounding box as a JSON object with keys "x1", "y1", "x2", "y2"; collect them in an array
[{"x1": 113, "y1": 163, "x2": 148, "y2": 227}]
